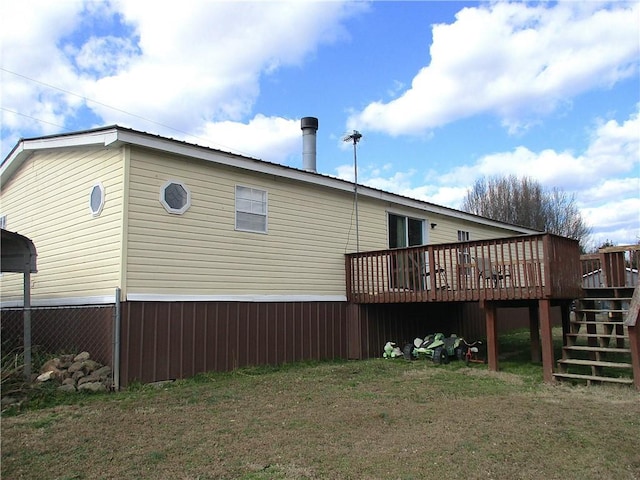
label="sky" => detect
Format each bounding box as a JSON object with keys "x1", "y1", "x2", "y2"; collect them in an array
[{"x1": 1, "y1": 0, "x2": 638, "y2": 250}]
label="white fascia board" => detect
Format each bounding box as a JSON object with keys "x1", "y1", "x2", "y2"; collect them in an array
[
  {"x1": 0, "y1": 144, "x2": 27, "y2": 187},
  {"x1": 0, "y1": 293, "x2": 349, "y2": 305},
  {"x1": 0, "y1": 295, "x2": 117, "y2": 308},
  {"x1": 1, "y1": 128, "x2": 120, "y2": 188},
  {"x1": 21, "y1": 129, "x2": 119, "y2": 150},
  {"x1": 126, "y1": 293, "x2": 347, "y2": 303}
]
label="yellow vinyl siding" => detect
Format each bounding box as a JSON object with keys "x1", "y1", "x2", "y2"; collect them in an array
[
  {"x1": 0, "y1": 147, "x2": 124, "y2": 303},
  {"x1": 125, "y1": 148, "x2": 526, "y2": 298},
  {"x1": 427, "y1": 215, "x2": 526, "y2": 245},
  {"x1": 125, "y1": 148, "x2": 387, "y2": 296}
]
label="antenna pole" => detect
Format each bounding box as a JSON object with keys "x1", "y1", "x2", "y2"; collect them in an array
[{"x1": 344, "y1": 130, "x2": 362, "y2": 252}]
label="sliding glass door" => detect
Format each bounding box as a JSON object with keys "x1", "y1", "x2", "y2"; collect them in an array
[{"x1": 388, "y1": 213, "x2": 425, "y2": 289}]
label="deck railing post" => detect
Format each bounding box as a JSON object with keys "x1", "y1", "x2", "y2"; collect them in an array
[{"x1": 542, "y1": 234, "x2": 552, "y2": 298}]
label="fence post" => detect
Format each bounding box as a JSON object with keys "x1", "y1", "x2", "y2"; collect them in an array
[
  {"x1": 113, "y1": 287, "x2": 121, "y2": 391},
  {"x1": 23, "y1": 269, "x2": 32, "y2": 381}
]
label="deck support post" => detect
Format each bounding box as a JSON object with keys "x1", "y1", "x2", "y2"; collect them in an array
[
  {"x1": 538, "y1": 299, "x2": 555, "y2": 383},
  {"x1": 482, "y1": 301, "x2": 499, "y2": 371},
  {"x1": 629, "y1": 325, "x2": 640, "y2": 391},
  {"x1": 346, "y1": 303, "x2": 363, "y2": 360},
  {"x1": 560, "y1": 301, "x2": 571, "y2": 347},
  {"x1": 528, "y1": 303, "x2": 541, "y2": 363}
]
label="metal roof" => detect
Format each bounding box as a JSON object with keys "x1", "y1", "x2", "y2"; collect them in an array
[{"x1": 1, "y1": 228, "x2": 37, "y2": 273}]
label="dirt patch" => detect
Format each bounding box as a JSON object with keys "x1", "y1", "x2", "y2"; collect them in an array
[{"x1": 456, "y1": 366, "x2": 526, "y2": 385}]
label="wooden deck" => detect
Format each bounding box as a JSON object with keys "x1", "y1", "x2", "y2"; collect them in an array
[
  {"x1": 554, "y1": 245, "x2": 640, "y2": 389},
  {"x1": 346, "y1": 237, "x2": 639, "y2": 388},
  {"x1": 346, "y1": 233, "x2": 582, "y2": 304}
]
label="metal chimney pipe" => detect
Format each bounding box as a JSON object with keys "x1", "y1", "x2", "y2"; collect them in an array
[{"x1": 301, "y1": 116, "x2": 319, "y2": 173}]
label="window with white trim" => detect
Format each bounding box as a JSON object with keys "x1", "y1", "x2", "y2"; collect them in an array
[
  {"x1": 160, "y1": 180, "x2": 191, "y2": 214},
  {"x1": 457, "y1": 230, "x2": 471, "y2": 274},
  {"x1": 457, "y1": 230, "x2": 470, "y2": 242},
  {"x1": 89, "y1": 182, "x2": 105, "y2": 217},
  {"x1": 235, "y1": 185, "x2": 267, "y2": 233},
  {"x1": 388, "y1": 213, "x2": 424, "y2": 248}
]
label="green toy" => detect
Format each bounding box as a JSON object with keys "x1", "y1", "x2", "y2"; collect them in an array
[
  {"x1": 382, "y1": 341, "x2": 403, "y2": 358},
  {"x1": 413, "y1": 333, "x2": 463, "y2": 364}
]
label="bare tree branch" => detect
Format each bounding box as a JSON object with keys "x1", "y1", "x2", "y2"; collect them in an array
[{"x1": 461, "y1": 175, "x2": 591, "y2": 250}]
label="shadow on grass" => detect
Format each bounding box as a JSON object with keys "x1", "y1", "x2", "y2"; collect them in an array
[{"x1": 495, "y1": 326, "x2": 564, "y2": 381}]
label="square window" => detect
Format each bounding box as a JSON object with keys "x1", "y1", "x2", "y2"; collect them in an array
[
  {"x1": 457, "y1": 230, "x2": 470, "y2": 242},
  {"x1": 235, "y1": 186, "x2": 267, "y2": 233}
]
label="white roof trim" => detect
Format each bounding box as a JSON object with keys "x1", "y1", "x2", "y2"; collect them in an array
[{"x1": 1, "y1": 125, "x2": 540, "y2": 234}]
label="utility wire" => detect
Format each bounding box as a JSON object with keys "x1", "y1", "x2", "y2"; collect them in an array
[
  {"x1": 0, "y1": 67, "x2": 255, "y2": 157},
  {"x1": 0, "y1": 107, "x2": 68, "y2": 131}
]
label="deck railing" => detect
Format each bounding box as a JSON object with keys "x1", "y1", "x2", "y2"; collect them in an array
[
  {"x1": 581, "y1": 245, "x2": 640, "y2": 289},
  {"x1": 345, "y1": 233, "x2": 582, "y2": 304}
]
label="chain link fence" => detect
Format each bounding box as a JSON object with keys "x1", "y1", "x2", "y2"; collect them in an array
[{"x1": 1, "y1": 294, "x2": 120, "y2": 391}]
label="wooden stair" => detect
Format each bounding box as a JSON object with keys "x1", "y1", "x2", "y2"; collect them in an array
[{"x1": 554, "y1": 294, "x2": 634, "y2": 386}]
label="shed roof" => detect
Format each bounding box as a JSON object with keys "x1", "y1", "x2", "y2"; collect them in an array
[{"x1": 1, "y1": 229, "x2": 37, "y2": 273}]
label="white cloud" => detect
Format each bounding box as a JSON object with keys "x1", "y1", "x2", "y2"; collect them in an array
[
  {"x1": 83, "y1": 1, "x2": 362, "y2": 131},
  {"x1": 335, "y1": 164, "x2": 356, "y2": 183},
  {"x1": 348, "y1": 1, "x2": 640, "y2": 136},
  {"x1": 196, "y1": 114, "x2": 301, "y2": 165},
  {"x1": 437, "y1": 110, "x2": 640, "y2": 192},
  {"x1": 346, "y1": 108, "x2": 640, "y2": 245},
  {"x1": 580, "y1": 177, "x2": 640, "y2": 205},
  {"x1": 585, "y1": 110, "x2": 640, "y2": 171},
  {"x1": 73, "y1": 36, "x2": 139, "y2": 77},
  {"x1": 0, "y1": 0, "x2": 364, "y2": 156},
  {"x1": 335, "y1": 161, "x2": 473, "y2": 207},
  {"x1": 582, "y1": 197, "x2": 640, "y2": 230},
  {"x1": 0, "y1": 0, "x2": 85, "y2": 136},
  {"x1": 582, "y1": 197, "x2": 640, "y2": 249}
]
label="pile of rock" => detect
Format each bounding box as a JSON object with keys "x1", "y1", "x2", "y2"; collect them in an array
[{"x1": 37, "y1": 351, "x2": 112, "y2": 393}]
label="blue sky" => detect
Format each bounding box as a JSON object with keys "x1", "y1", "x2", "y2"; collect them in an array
[{"x1": 1, "y1": 0, "x2": 638, "y2": 249}]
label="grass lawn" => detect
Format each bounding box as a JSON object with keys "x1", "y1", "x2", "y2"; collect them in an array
[{"x1": 2, "y1": 329, "x2": 639, "y2": 480}]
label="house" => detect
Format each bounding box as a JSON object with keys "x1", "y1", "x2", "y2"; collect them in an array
[
  {"x1": 0, "y1": 121, "x2": 576, "y2": 387},
  {"x1": 583, "y1": 268, "x2": 638, "y2": 289}
]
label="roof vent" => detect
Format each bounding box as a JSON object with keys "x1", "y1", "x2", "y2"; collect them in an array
[{"x1": 301, "y1": 117, "x2": 319, "y2": 173}]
